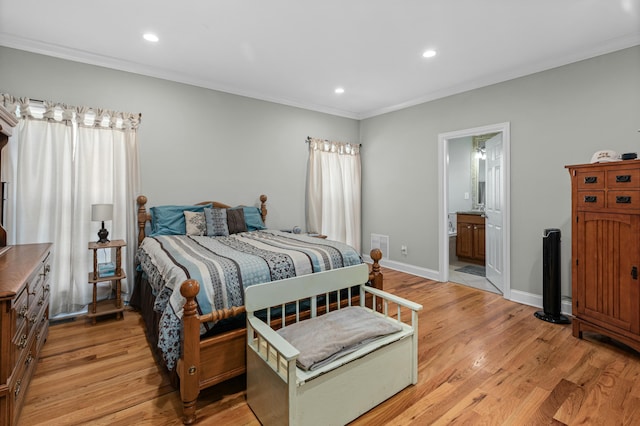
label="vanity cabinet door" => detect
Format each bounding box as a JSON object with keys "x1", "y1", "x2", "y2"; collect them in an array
[
  {"x1": 456, "y1": 222, "x2": 474, "y2": 259},
  {"x1": 456, "y1": 214, "x2": 485, "y2": 264},
  {"x1": 473, "y1": 223, "x2": 485, "y2": 261}
]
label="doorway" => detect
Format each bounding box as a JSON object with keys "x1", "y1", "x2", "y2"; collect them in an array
[{"x1": 438, "y1": 123, "x2": 511, "y2": 298}]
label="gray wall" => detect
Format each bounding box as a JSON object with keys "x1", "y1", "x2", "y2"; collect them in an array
[
  {"x1": 2, "y1": 45, "x2": 639, "y2": 301},
  {"x1": 448, "y1": 136, "x2": 473, "y2": 214},
  {"x1": 0, "y1": 46, "x2": 359, "y2": 232},
  {"x1": 361, "y1": 45, "x2": 640, "y2": 297}
]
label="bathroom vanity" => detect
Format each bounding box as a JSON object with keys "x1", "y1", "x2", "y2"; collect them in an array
[{"x1": 456, "y1": 212, "x2": 485, "y2": 265}]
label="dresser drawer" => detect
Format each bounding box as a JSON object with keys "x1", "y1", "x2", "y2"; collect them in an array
[
  {"x1": 577, "y1": 190, "x2": 605, "y2": 209},
  {"x1": 606, "y1": 167, "x2": 640, "y2": 189},
  {"x1": 10, "y1": 338, "x2": 38, "y2": 422},
  {"x1": 34, "y1": 309, "x2": 49, "y2": 354},
  {"x1": 607, "y1": 190, "x2": 640, "y2": 212},
  {"x1": 13, "y1": 287, "x2": 29, "y2": 340},
  {"x1": 576, "y1": 170, "x2": 605, "y2": 189},
  {"x1": 29, "y1": 254, "x2": 50, "y2": 304},
  {"x1": 457, "y1": 213, "x2": 485, "y2": 225},
  {"x1": 11, "y1": 319, "x2": 29, "y2": 373}
]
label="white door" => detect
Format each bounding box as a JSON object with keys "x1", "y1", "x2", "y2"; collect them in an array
[{"x1": 485, "y1": 134, "x2": 504, "y2": 291}]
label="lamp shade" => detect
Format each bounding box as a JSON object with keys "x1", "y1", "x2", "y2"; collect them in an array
[{"x1": 91, "y1": 204, "x2": 113, "y2": 222}]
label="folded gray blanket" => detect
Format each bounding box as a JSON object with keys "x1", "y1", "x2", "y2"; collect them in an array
[{"x1": 277, "y1": 306, "x2": 402, "y2": 371}]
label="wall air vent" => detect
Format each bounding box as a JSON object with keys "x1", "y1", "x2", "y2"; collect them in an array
[{"x1": 370, "y1": 233, "x2": 389, "y2": 259}]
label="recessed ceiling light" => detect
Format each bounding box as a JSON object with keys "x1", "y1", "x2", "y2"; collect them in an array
[
  {"x1": 422, "y1": 49, "x2": 437, "y2": 58},
  {"x1": 335, "y1": 87, "x2": 345, "y2": 94},
  {"x1": 143, "y1": 33, "x2": 159, "y2": 43}
]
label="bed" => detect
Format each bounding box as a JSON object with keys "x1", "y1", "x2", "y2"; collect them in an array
[{"x1": 132, "y1": 194, "x2": 384, "y2": 424}]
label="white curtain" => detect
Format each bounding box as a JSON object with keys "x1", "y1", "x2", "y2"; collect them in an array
[
  {"x1": 306, "y1": 137, "x2": 361, "y2": 252},
  {"x1": 1, "y1": 94, "x2": 140, "y2": 317}
]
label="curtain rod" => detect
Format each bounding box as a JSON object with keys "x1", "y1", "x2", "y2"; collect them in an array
[
  {"x1": 26, "y1": 97, "x2": 142, "y2": 119},
  {"x1": 305, "y1": 136, "x2": 361, "y2": 147}
]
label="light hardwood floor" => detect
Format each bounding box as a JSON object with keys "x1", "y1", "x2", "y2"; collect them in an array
[{"x1": 19, "y1": 269, "x2": 640, "y2": 425}]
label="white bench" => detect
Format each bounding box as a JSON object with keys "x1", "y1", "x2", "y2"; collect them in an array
[{"x1": 245, "y1": 263, "x2": 422, "y2": 426}]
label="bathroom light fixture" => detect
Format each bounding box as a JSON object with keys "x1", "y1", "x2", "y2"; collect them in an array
[
  {"x1": 334, "y1": 87, "x2": 345, "y2": 94},
  {"x1": 422, "y1": 49, "x2": 437, "y2": 58},
  {"x1": 143, "y1": 33, "x2": 159, "y2": 42}
]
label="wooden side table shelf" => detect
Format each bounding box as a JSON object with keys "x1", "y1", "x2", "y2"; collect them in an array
[{"x1": 87, "y1": 239, "x2": 126, "y2": 324}]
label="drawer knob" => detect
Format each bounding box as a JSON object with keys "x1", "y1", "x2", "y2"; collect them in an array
[
  {"x1": 616, "y1": 175, "x2": 631, "y2": 183},
  {"x1": 616, "y1": 196, "x2": 632, "y2": 204},
  {"x1": 19, "y1": 334, "x2": 28, "y2": 349},
  {"x1": 19, "y1": 305, "x2": 28, "y2": 318},
  {"x1": 40, "y1": 264, "x2": 51, "y2": 277},
  {"x1": 584, "y1": 195, "x2": 598, "y2": 203},
  {"x1": 14, "y1": 379, "x2": 21, "y2": 399},
  {"x1": 584, "y1": 176, "x2": 598, "y2": 184}
]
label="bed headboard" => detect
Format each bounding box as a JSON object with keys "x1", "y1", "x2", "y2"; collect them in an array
[{"x1": 136, "y1": 194, "x2": 268, "y2": 247}]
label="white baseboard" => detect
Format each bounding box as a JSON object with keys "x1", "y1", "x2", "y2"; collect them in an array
[
  {"x1": 509, "y1": 290, "x2": 573, "y2": 317},
  {"x1": 362, "y1": 254, "x2": 573, "y2": 317},
  {"x1": 362, "y1": 254, "x2": 441, "y2": 282}
]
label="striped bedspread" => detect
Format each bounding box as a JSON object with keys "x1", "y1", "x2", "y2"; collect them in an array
[{"x1": 136, "y1": 230, "x2": 363, "y2": 369}]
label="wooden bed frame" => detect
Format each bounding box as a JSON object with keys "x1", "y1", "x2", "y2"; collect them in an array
[{"x1": 134, "y1": 194, "x2": 384, "y2": 424}]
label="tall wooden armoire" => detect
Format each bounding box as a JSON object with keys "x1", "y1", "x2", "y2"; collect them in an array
[{"x1": 566, "y1": 161, "x2": 640, "y2": 352}]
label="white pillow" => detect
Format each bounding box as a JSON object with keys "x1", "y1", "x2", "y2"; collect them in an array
[{"x1": 184, "y1": 211, "x2": 206, "y2": 236}]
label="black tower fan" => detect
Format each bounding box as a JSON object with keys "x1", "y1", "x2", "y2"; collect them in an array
[{"x1": 534, "y1": 228, "x2": 570, "y2": 324}]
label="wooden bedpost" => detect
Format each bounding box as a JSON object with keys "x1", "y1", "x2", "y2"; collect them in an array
[
  {"x1": 259, "y1": 194, "x2": 268, "y2": 224},
  {"x1": 136, "y1": 195, "x2": 148, "y2": 247},
  {"x1": 369, "y1": 249, "x2": 384, "y2": 312},
  {"x1": 369, "y1": 248, "x2": 383, "y2": 290},
  {"x1": 179, "y1": 279, "x2": 201, "y2": 425}
]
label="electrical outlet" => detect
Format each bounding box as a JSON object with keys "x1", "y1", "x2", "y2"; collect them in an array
[{"x1": 401, "y1": 245, "x2": 408, "y2": 255}]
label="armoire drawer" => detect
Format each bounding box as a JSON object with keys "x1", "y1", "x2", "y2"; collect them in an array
[
  {"x1": 577, "y1": 191, "x2": 605, "y2": 209},
  {"x1": 606, "y1": 168, "x2": 640, "y2": 189},
  {"x1": 576, "y1": 170, "x2": 605, "y2": 189},
  {"x1": 607, "y1": 190, "x2": 640, "y2": 211}
]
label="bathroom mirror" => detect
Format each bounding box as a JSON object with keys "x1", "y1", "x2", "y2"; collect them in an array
[{"x1": 471, "y1": 133, "x2": 497, "y2": 210}]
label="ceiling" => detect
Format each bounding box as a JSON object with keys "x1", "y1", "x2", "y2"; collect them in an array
[{"x1": 1, "y1": 0, "x2": 639, "y2": 119}]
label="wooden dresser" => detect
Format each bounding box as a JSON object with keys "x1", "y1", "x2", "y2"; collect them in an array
[
  {"x1": 0, "y1": 243, "x2": 52, "y2": 426},
  {"x1": 566, "y1": 161, "x2": 640, "y2": 352}
]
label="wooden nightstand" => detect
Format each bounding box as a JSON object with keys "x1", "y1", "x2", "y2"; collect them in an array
[{"x1": 87, "y1": 239, "x2": 126, "y2": 324}]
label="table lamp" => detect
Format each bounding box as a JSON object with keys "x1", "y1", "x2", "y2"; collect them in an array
[{"x1": 91, "y1": 204, "x2": 113, "y2": 243}]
